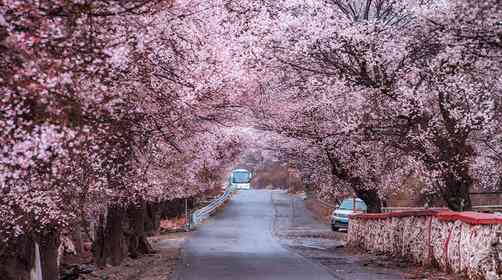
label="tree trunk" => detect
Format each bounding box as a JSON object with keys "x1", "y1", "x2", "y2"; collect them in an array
[
  {"x1": 39, "y1": 229, "x2": 60, "y2": 280},
  {"x1": 325, "y1": 149, "x2": 382, "y2": 213},
  {"x1": 442, "y1": 171, "x2": 473, "y2": 211},
  {"x1": 127, "y1": 201, "x2": 153, "y2": 258},
  {"x1": 93, "y1": 205, "x2": 127, "y2": 267},
  {"x1": 93, "y1": 212, "x2": 106, "y2": 268},
  {"x1": 430, "y1": 126, "x2": 473, "y2": 211},
  {"x1": 355, "y1": 188, "x2": 382, "y2": 213},
  {"x1": 145, "y1": 202, "x2": 161, "y2": 236},
  {"x1": 0, "y1": 236, "x2": 34, "y2": 280},
  {"x1": 71, "y1": 223, "x2": 84, "y2": 256},
  {"x1": 109, "y1": 205, "x2": 127, "y2": 266}
]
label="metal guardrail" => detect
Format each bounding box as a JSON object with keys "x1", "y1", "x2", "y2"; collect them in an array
[
  {"x1": 472, "y1": 205, "x2": 502, "y2": 209},
  {"x1": 382, "y1": 207, "x2": 448, "y2": 212},
  {"x1": 190, "y1": 188, "x2": 232, "y2": 228},
  {"x1": 472, "y1": 205, "x2": 502, "y2": 213}
]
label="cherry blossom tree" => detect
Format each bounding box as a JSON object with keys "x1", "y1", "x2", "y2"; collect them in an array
[
  {"x1": 1, "y1": 0, "x2": 244, "y2": 278},
  {"x1": 1, "y1": 0, "x2": 500, "y2": 279},
  {"x1": 224, "y1": 0, "x2": 501, "y2": 211}
]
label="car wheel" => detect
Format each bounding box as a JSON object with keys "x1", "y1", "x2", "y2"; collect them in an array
[{"x1": 331, "y1": 224, "x2": 338, "y2": 232}]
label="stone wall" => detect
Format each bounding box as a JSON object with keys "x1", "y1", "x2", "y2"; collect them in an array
[{"x1": 348, "y1": 210, "x2": 502, "y2": 280}]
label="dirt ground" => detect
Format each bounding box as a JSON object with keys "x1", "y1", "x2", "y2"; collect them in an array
[{"x1": 77, "y1": 232, "x2": 186, "y2": 280}]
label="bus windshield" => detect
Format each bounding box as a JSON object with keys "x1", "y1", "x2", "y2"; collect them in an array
[{"x1": 232, "y1": 171, "x2": 250, "y2": 183}]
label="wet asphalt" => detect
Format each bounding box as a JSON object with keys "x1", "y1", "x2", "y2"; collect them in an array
[{"x1": 175, "y1": 190, "x2": 336, "y2": 280}]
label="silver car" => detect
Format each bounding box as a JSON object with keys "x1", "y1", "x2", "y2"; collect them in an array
[{"x1": 331, "y1": 198, "x2": 367, "y2": 231}]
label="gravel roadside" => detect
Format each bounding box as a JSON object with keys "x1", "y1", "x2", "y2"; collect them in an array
[{"x1": 78, "y1": 232, "x2": 187, "y2": 280}]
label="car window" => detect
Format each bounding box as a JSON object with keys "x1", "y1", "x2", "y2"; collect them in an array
[
  {"x1": 355, "y1": 201, "x2": 367, "y2": 211},
  {"x1": 339, "y1": 199, "x2": 367, "y2": 210},
  {"x1": 339, "y1": 199, "x2": 353, "y2": 210}
]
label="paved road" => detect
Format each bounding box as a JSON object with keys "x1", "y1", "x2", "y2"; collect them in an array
[{"x1": 176, "y1": 190, "x2": 336, "y2": 280}]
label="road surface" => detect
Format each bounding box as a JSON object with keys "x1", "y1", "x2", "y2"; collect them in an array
[{"x1": 175, "y1": 190, "x2": 336, "y2": 280}]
